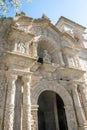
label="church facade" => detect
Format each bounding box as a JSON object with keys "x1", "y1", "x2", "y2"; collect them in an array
[{"x1": 0, "y1": 14, "x2": 87, "y2": 130}]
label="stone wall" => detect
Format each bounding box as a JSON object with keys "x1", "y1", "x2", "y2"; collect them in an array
[{"x1": 0, "y1": 15, "x2": 87, "y2": 130}]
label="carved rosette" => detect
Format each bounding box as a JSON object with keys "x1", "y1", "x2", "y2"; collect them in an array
[
  {"x1": 22, "y1": 75, "x2": 31, "y2": 130},
  {"x1": 4, "y1": 72, "x2": 17, "y2": 130}
]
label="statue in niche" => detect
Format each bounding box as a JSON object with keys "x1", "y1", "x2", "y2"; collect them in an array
[
  {"x1": 43, "y1": 50, "x2": 51, "y2": 63},
  {"x1": 58, "y1": 51, "x2": 65, "y2": 66},
  {"x1": 17, "y1": 41, "x2": 26, "y2": 53},
  {"x1": 29, "y1": 41, "x2": 37, "y2": 58}
]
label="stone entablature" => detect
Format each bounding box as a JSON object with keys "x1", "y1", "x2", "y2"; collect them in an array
[{"x1": 0, "y1": 15, "x2": 87, "y2": 130}]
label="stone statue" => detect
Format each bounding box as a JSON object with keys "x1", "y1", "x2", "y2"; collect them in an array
[
  {"x1": 43, "y1": 50, "x2": 51, "y2": 63},
  {"x1": 17, "y1": 41, "x2": 26, "y2": 53},
  {"x1": 29, "y1": 41, "x2": 38, "y2": 58}
]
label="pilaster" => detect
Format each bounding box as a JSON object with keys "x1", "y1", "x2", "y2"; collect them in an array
[
  {"x1": 70, "y1": 83, "x2": 87, "y2": 130},
  {"x1": 64, "y1": 105, "x2": 77, "y2": 130},
  {"x1": 78, "y1": 84, "x2": 87, "y2": 119}
]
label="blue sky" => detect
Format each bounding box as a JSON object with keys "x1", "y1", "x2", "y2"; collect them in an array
[{"x1": 8, "y1": 0, "x2": 87, "y2": 27}]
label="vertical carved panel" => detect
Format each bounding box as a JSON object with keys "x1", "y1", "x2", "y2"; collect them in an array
[{"x1": 31, "y1": 105, "x2": 38, "y2": 130}]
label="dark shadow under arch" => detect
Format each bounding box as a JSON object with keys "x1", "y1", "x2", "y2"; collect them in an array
[{"x1": 38, "y1": 91, "x2": 68, "y2": 130}]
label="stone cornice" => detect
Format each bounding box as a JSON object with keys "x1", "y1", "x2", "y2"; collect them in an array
[
  {"x1": 3, "y1": 51, "x2": 37, "y2": 68},
  {"x1": 10, "y1": 15, "x2": 62, "y2": 37},
  {"x1": 56, "y1": 66, "x2": 85, "y2": 80},
  {"x1": 76, "y1": 46, "x2": 87, "y2": 53},
  {"x1": 61, "y1": 46, "x2": 78, "y2": 55},
  {"x1": 62, "y1": 32, "x2": 75, "y2": 42},
  {"x1": 7, "y1": 26, "x2": 34, "y2": 41},
  {"x1": 12, "y1": 15, "x2": 33, "y2": 23},
  {"x1": 6, "y1": 69, "x2": 32, "y2": 76},
  {"x1": 56, "y1": 16, "x2": 86, "y2": 30}
]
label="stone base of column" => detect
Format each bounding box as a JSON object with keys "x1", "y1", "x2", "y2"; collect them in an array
[{"x1": 79, "y1": 124, "x2": 87, "y2": 130}]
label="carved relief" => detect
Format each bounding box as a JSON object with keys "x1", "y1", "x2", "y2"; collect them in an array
[
  {"x1": 74, "y1": 56, "x2": 80, "y2": 68},
  {"x1": 29, "y1": 41, "x2": 38, "y2": 58},
  {"x1": 15, "y1": 40, "x2": 26, "y2": 53},
  {"x1": 43, "y1": 50, "x2": 51, "y2": 63},
  {"x1": 68, "y1": 55, "x2": 75, "y2": 67},
  {"x1": 64, "y1": 54, "x2": 78, "y2": 68}
]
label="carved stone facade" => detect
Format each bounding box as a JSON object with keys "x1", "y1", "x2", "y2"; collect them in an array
[{"x1": 0, "y1": 15, "x2": 87, "y2": 130}]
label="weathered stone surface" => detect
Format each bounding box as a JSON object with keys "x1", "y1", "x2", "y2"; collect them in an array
[{"x1": 0, "y1": 15, "x2": 87, "y2": 130}]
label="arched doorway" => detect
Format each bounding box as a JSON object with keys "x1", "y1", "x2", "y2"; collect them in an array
[
  {"x1": 38, "y1": 91, "x2": 68, "y2": 130},
  {"x1": 31, "y1": 81, "x2": 77, "y2": 130}
]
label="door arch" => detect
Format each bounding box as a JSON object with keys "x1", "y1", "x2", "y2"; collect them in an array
[
  {"x1": 38, "y1": 90, "x2": 68, "y2": 130},
  {"x1": 31, "y1": 81, "x2": 77, "y2": 130}
]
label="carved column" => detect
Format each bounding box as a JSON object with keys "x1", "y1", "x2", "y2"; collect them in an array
[
  {"x1": 71, "y1": 83, "x2": 87, "y2": 130},
  {"x1": 22, "y1": 75, "x2": 31, "y2": 130},
  {"x1": 4, "y1": 72, "x2": 17, "y2": 130},
  {"x1": 31, "y1": 105, "x2": 38, "y2": 130},
  {"x1": 78, "y1": 84, "x2": 87, "y2": 119}
]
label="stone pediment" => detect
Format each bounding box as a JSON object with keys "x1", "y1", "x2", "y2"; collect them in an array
[{"x1": 10, "y1": 15, "x2": 61, "y2": 40}]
